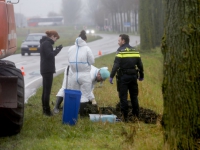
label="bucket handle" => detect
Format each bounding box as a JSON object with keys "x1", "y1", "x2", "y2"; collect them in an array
[{"x1": 65, "y1": 66, "x2": 70, "y2": 89}]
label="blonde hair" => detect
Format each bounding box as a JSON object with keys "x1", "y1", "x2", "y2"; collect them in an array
[{"x1": 45, "y1": 30, "x2": 60, "y2": 39}]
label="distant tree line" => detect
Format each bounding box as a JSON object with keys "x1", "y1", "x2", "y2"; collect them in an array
[
  {"x1": 61, "y1": 0, "x2": 82, "y2": 25},
  {"x1": 15, "y1": 13, "x2": 27, "y2": 28},
  {"x1": 88, "y1": 0, "x2": 139, "y2": 33},
  {"x1": 61, "y1": 0, "x2": 140, "y2": 33},
  {"x1": 61, "y1": 0, "x2": 164, "y2": 51}
]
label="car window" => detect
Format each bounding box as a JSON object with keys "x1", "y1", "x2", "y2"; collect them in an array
[{"x1": 26, "y1": 35, "x2": 43, "y2": 41}]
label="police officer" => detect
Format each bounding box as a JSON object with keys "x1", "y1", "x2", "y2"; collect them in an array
[{"x1": 109, "y1": 34, "x2": 144, "y2": 121}]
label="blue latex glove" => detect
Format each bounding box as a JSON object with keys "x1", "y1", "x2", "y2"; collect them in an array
[
  {"x1": 138, "y1": 78, "x2": 144, "y2": 81},
  {"x1": 109, "y1": 78, "x2": 113, "y2": 84}
]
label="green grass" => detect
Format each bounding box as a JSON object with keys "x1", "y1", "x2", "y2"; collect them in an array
[
  {"x1": 0, "y1": 47, "x2": 164, "y2": 149},
  {"x1": 15, "y1": 26, "x2": 101, "y2": 54}
]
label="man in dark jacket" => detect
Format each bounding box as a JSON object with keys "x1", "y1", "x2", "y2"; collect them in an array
[
  {"x1": 109, "y1": 34, "x2": 144, "y2": 121},
  {"x1": 40, "y1": 30, "x2": 63, "y2": 116}
]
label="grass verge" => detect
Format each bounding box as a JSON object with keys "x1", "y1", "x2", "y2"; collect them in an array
[{"x1": 0, "y1": 48, "x2": 164, "y2": 150}]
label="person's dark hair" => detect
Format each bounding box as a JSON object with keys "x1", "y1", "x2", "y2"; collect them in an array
[
  {"x1": 46, "y1": 30, "x2": 60, "y2": 39},
  {"x1": 119, "y1": 34, "x2": 129, "y2": 44},
  {"x1": 79, "y1": 30, "x2": 87, "y2": 41}
]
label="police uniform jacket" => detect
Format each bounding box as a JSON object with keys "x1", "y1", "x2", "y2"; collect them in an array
[{"x1": 110, "y1": 43, "x2": 144, "y2": 79}]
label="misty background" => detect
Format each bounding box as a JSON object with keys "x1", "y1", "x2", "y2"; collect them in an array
[
  {"x1": 12, "y1": 0, "x2": 164, "y2": 51},
  {"x1": 13, "y1": 0, "x2": 62, "y2": 17},
  {"x1": 12, "y1": 0, "x2": 140, "y2": 33}
]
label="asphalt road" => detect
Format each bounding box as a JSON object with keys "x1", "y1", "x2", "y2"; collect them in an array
[{"x1": 3, "y1": 34, "x2": 140, "y2": 103}]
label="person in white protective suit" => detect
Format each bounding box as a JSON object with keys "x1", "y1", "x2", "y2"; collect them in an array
[
  {"x1": 54, "y1": 30, "x2": 95, "y2": 115},
  {"x1": 53, "y1": 65, "x2": 110, "y2": 115},
  {"x1": 69, "y1": 30, "x2": 94, "y2": 100}
]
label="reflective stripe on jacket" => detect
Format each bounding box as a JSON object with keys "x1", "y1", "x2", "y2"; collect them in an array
[{"x1": 110, "y1": 44, "x2": 144, "y2": 78}]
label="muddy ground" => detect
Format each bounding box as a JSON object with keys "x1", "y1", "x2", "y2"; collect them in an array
[{"x1": 84, "y1": 101, "x2": 161, "y2": 124}]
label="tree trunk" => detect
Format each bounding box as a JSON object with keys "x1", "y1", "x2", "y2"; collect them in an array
[
  {"x1": 155, "y1": 0, "x2": 164, "y2": 47},
  {"x1": 139, "y1": 0, "x2": 152, "y2": 50},
  {"x1": 114, "y1": 13, "x2": 117, "y2": 32},
  {"x1": 120, "y1": 12, "x2": 123, "y2": 32},
  {"x1": 127, "y1": 11, "x2": 130, "y2": 33},
  {"x1": 139, "y1": 0, "x2": 164, "y2": 50},
  {"x1": 116, "y1": 13, "x2": 119, "y2": 32},
  {"x1": 134, "y1": 10, "x2": 137, "y2": 33},
  {"x1": 112, "y1": 13, "x2": 115, "y2": 32},
  {"x1": 123, "y1": 12, "x2": 126, "y2": 33},
  {"x1": 161, "y1": 0, "x2": 200, "y2": 149}
]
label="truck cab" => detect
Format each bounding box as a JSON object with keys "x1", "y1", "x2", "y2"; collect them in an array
[{"x1": 0, "y1": 0, "x2": 17, "y2": 59}]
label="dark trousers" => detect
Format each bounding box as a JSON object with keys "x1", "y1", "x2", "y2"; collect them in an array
[
  {"x1": 41, "y1": 73, "x2": 53, "y2": 109},
  {"x1": 118, "y1": 74, "x2": 139, "y2": 119}
]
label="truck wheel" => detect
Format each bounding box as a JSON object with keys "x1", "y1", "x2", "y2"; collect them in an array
[
  {"x1": 0, "y1": 60, "x2": 25, "y2": 136},
  {"x1": 21, "y1": 52, "x2": 25, "y2": 56}
]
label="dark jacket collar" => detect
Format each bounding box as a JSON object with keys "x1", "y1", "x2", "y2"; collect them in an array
[
  {"x1": 40, "y1": 36, "x2": 54, "y2": 45},
  {"x1": 117, "y1": 43, "x2": 132, "y2": 51}
]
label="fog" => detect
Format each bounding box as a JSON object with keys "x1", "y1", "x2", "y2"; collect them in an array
[
  {"x1": 11, "y1": 0, "x2": 140, "y2": 34},
  {"x1": 13, "y1": 0, "x2": 62, "y2": 17}
]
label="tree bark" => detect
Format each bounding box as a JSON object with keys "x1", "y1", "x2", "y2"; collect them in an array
[{"x1": 161, "y1": 0, "x2": 200, "y2": 149}]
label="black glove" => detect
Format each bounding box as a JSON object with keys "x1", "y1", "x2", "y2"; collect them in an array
[{"x1": 56, "y1": 44, "x2": 63, "y2": 51}]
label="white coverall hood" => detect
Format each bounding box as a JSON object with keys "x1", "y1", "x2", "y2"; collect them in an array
[
  {"x1": 75, "y1": 37, "x2": 87, "y2": 47},
  {"x1": 68, "y1": 37, "x2": 94, "y2": 74}
]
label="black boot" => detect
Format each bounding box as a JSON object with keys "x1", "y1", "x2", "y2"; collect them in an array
[
  {"x1": 131, "y1": 98, "x2": 139, "y2": 118},
  {"x1": 123, "y1": 112, "x2": 128, "y2": 122},
  {"x1": 43, "y1": 106, "x2": 53, "y2": 116},
  {"x1": 53, "y1": 96, "x2": 63, "y2": 114},
  {"x1": 79, "y1": 102, "x2": 90, "y2": 117}
]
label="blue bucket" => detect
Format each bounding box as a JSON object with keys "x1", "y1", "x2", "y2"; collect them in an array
[{"x1": 62, "y1": 89, "x2": 81, "y2": 125}]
